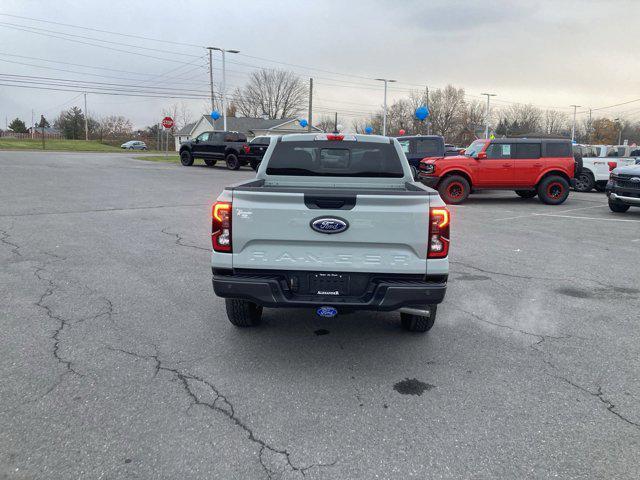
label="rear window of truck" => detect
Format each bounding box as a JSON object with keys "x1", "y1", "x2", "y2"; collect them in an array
[{"x1": 266, "y1": 141, "x2": 404, "y2": 177}]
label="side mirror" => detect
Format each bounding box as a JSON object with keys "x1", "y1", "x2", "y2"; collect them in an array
[
  {"x1": 475, "y1": 152, "x2": 487, "y2": 160},
  {"x1": 194, "y1": 138, "x2": 200, "y2": 143}
]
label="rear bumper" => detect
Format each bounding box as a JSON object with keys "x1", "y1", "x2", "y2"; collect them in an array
[
  {"x1": 212, "y1": 273, "x2": 447, "y2": 311},
  {"x1": 417, "y1": 174, "x2": 440, "y2": 188}
]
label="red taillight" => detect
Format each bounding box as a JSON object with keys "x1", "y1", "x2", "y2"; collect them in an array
[
  {"x1": 608, "y1": 161, "x2": 617, "y2": 172},
  {"x1": 428, "y1": 207, "x2": 450, "y2": 259},
  {"x1": 212, "y1": 201, "x2": 232, "y2": 252},
  {"x1": 242, "y1": 144, "x2": 250, "y2": 154},
  {"x1": 326, "y1": 134, "x2": 344, "y2": 141}
]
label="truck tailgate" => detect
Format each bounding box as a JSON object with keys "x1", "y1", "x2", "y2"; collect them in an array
[{"x1": 231, "y1": 190, "x2": 429, "y2": 274}]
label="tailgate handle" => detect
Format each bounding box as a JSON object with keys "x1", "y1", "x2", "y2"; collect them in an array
[{"x1": 304, "y1": 194, "x2": 356, "y2": 210}]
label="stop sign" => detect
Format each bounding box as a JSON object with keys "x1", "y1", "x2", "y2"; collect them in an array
[{"x1": 162, "y1": 116, "x2": 174, "y2": 129}]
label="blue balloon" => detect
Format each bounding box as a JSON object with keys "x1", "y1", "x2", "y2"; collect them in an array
[
  {"x1": 365, "y1": 126, "x2": 373, "y2": 134},
  {"x1": 210, "y1": 111, "x2": 221, "y2": 121},
  {"x1": 299, "y1": 119, "x2": 308, "y2": 128},
  {"x1": 415, "y1": 106, "x2": 430, "y2": 121}
]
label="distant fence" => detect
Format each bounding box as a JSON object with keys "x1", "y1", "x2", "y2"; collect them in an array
[{"x1": 0, "y1": 131, "x2": 63, "y2": 140}]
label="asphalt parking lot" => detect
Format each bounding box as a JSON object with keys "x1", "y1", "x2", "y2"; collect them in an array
[{"x1": 1, "y1": 151, "x2": 639, "y2": 479}]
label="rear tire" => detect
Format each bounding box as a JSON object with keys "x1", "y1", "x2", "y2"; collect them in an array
[
  {"x1": 204, "y1": 158, "x2": 217, "y2": 167},
  {"x1": 574, "y1": 171, "x2": 595, "y2": 192},
  {"x1": 225, "y1": 299, "x2": 263, "y2": 327},
  {"x1": 537, "y1": 175, "x2": 570, "y2": 205},
  {"x1": 410, "y1": 166, "x2": 418, "y2": 180},
  {"x1": 594, "y1": 182, "x2": 607, "y2": 192},
  {"x1": 401, "y1": 305, "x2": 437, "y2": 333},
  {"x1": 226, "y1": 153, "x2": 240, "y2": 170},
  {"x1": 515, "y1": 190, "x2": 537, "y2": 199},
  {"x1": 609, "y1": 199, "x2": 630, "y2": 213},
  {"x1": 180, "y1": 150, "x2": 194, "y2": 166},
  {"x1": 438, "y1": 175, "x2": 470, "y2": 204}
]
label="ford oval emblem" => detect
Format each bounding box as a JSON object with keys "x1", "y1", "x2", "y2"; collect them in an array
[
  {"x1": 317, "y1": 306, "x2": 338, "y2": 318},
  {"x1": 310, "y1": 217, "x2": 349, "y2": 234}
]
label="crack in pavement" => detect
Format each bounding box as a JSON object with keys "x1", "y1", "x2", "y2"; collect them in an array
[
  {"x1": 108, "y1": 347, "x2": 337, "y2": 479},
  {"x1": 451, "y1": 259, "x2": 636, "y2": 292},
  {"x1": 0, "y1": 227, "x2": 22, "y2": 257},
  {"x1": 551, "y1": 374, "x2": 640, "y2": 429},
  {"x1": 453, "y1": 305, "x2": 640, "y2": 430},
  {"x1": 33, "y1": 266, "x2": 83, "y2": 382},
  {"x1": 161, "y1": 227, "x2": 210, "y2": 252}
]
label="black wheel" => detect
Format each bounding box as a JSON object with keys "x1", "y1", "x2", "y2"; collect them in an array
[
  {"x1": 225, "y1": 299, "x2": 263, "y2": 327},
  {"x1": 410, "y1": 166, "x2": 418, "y2": 180},
  {"x1": 609, "y1": 199, "x2": 630, "y2": 213},
  {"x1": 594, "y1": 182, "x2": 607, "y2": 192},
  {"x1": 515, "y1": 190, "x2": 537, "y2": 199},
  {"x1": 180, "y1": 150, "x2": 194, "y2": 166},
  {"x1": 537, "y1": 175, "x2": 570, "y2": 205},
  {"x1": 438, "y1": 175, "x2": 470, "y2": 204},
  {"x1": 204, "y1": 158, "x2": 217, "y2": 167},
  {"x1": 142, "y1": 146, "x2": 147, "y2": 150},
  {"x1": 573, "y1": 171, "x2": 595, "y2": 192},
  {"x1": 401, "y1": 305, "x2": 437, "y2": 333},
  {"x1": 225, "y1": 154, "x2": 240, "y2": 170}
]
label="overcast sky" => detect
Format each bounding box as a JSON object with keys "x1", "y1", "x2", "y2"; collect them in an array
[{"x1": 1, "y1": 0, "x2": 639, "y2": 130}]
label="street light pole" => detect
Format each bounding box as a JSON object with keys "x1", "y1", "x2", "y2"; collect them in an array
[
  {"x1": 206, "y1": 47, "x2": 215, "y2": 114},
  {"x1": 212, "y1": 47, "x2": 240, "y2": 132},
  {"x1": 570, "y1": 105, "x2": 581, "y2": 142},
  {"x1": 481, "y1": 93, "x2": 497, "y2": 139},
  {"x1": 375, "y1": 78, "x2": 396, "y2": 136},
  {"x1": 614, "y1": 118, "x2": 622, "y2": 145}
]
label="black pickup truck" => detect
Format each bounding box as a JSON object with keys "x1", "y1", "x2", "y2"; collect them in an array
[
  {"x1": 179, "y1": 131, "x2": 250, "y2": 170},
  {"x1": 241, "y1": 136, "x2": 271, "y2": 171}
]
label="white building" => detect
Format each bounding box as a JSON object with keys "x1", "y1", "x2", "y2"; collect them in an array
[{"x1": 174, "y1": 116, "x2": 322, "y2": 151}]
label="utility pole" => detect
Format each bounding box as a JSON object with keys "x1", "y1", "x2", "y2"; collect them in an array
[
  {"x1": 334, "y1": 112, "x2": 338, "y2": 133},
  {"x1": 41, "y1": 116, "x2": 45, "y2": 150},
  {"x1": 206, "y1": 47, "x2": 215, "y2": 114},
  {"x1": 211, "y1": 47, "x2": 240, "y2": 131},
  {"x1": 375, "y1": 78, "x2": 396, "y2": 136},
  {"x1": 570, "y1": 105, "x2": 581, "y2": 142},
  {"x1": 31, "y1": 109, "x2": 34, "y2": 139},
  {"x1": 482, "y1": 93, "x2": 497, "y2": 139},
  {"x1": 588, "y1": 108, "x2": 592, "y2": 143},
  {"x1": 307, "y1": 78, "x2": 313, "y2": 132},
  {"x1": 83, "y1": 92, "x2": 89, "y2": 141}
]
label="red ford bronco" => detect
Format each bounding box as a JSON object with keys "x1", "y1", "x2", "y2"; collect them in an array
[{"x1": 418, "y1": 138, "x2": 577, "y2": 205}]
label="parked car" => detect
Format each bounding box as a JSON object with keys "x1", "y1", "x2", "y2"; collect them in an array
[
  {"x1": 418, "y1": 138, "x2": 576, "y2": 205},
  {"x1": 606, "y1": 164, "x2": 640, "y2": 212},
  {"x1": 576, "y1": 144, "x2": 639, "y2": 192},
  {"x1": 239, "y1": 136, "x2": 271, "y2": 171},
  {"x1": 179, "y1": 131, "x2": 249, "y2": 170},
  {"x1": 121, "y1": 140, "x2": 147, "y2": 150},
  {"x1": 397, "y1": 135, "x2": 445, "y2": 179},
  {"x1": 211, "y1": 133, "x2": 449, "y2": 332}
]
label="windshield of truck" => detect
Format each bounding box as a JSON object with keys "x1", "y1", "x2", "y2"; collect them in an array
[
  {"x1": 465, "y1": 140, "x2": 486, "y2": 156},
  {"x1": 266, "y1": 141, "x2": 404, "y2": 177}
]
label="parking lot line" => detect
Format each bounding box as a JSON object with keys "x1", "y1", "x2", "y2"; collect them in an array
[
  {"x1": 534, "y1": 213, "x2": 640, "y2": 223},
  {"x1": 556, "y1": 204, "x2": 608, "y2": 214}
]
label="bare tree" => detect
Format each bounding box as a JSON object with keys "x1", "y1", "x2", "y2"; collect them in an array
[
  {"x1": 99, "y1": 115, "x2": 132, "y2": 138},
  {"x1": 501, "y1": 104, "x2": 543, "y2": 134},
  {"x1": 543, "y1": 109, "x2": 568, "y2": 135},
  {"x1": 315, "y1": 116, "x2": 336, "y2": 132},
  {"x1": 234, "y1": 69, "x2": 307, "y2": 119},
  {"x1": 429, "y1": 85, "x2": 466, "y2": 139}
]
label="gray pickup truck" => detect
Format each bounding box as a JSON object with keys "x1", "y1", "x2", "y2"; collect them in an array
[{"x1": 210, "y1": 133, "x2": 449, "y2": 332}]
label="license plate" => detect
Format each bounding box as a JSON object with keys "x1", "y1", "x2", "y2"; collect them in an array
[{"x1": 309, "y1": 273, "x2": 349, "y2": 296}]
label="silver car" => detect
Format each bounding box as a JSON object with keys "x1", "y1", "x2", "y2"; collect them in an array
[{"x1": 121, "y1": 140, "x2": 147, "y2": 150}]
